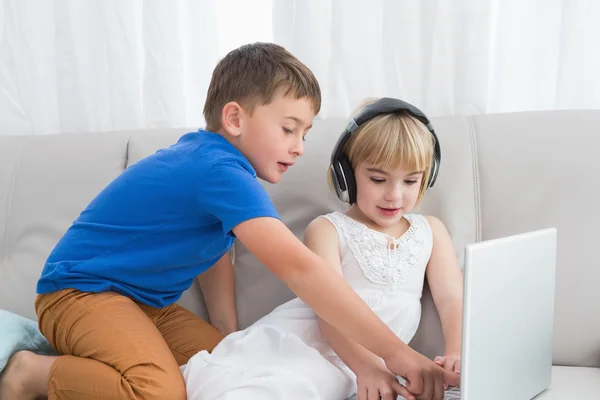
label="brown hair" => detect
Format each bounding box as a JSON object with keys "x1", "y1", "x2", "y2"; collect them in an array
[
  {"x1": 328, "y1": 98, "x2": 435, "y2": 205},
  {"x1": 203, "y1": 42, "x2": 321, "y2": 132}
]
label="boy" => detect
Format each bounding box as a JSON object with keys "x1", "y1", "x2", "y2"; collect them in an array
[{"x1": 0, "y1": 43, "x2": 458, "y2": 400}]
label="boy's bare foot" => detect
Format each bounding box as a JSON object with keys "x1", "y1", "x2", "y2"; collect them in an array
[
  {"x1": 0, "y1": 350, "x2": 55, "y2": 400},
  {"x1": 0, "y1": 351, "x2": 35, "y2": 399}
]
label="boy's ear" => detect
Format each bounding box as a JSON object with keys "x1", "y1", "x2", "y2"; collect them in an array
[{"x1": 221, "y1": 101, "x2": 244, "y2": 137}]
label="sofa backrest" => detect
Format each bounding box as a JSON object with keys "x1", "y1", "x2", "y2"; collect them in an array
[{"x1": 0, "y1": 111, "x2": 598, "y2": 368}]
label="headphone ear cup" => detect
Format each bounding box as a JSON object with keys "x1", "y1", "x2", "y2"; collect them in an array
[
  {"x1": 339, "y1": 156, "x2": 356, "y2": 204},
  {"x1": 427, "y1": 159, "x2": 438, "y2": 189},
  {"x1": 329, "y1": 163, "x2": 346, "y2": 202},
  {"x1": 427, "y1": 144, "x2": 441, "y2": 189},
  {"x1": 427, "y1": 133, "x2": 441, "y2": 189}
]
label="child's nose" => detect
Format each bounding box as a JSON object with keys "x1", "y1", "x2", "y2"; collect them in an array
[
  {"x1": 386, "y1": 186, "x2": 403, "y2": 202},
  {"x1": 292, "y1": 138, "x2": 304, "y2": 156}
]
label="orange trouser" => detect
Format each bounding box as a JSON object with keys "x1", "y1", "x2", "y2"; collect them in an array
[{"x1": 35, "y1": 288, "x2": 224, "y2": 400}]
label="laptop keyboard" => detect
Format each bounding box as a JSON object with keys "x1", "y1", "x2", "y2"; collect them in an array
[
  {"x1": 444, "y1": 386, "x2": 461, "y2": 399},
  {"x1": 398, "y1": 387, "x2": 460, "y2": 399}
]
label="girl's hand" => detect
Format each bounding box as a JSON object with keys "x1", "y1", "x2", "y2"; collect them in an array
[
  {"x1": 434, "y1": 355, "x2": 461, "y2": 389},
  {"x1": 355, "y1": 362, "x2": 415, "y2": 400}
]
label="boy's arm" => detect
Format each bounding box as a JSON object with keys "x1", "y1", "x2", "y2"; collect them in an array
[
  {"x1": 304, "y1": 219, "x2": 415, "y2": 398},
  {"x1": 425, "y1": 216, "x2": 464, "y2": 357},
  {"x1": 233, "y1": 216, "x2": 401, "y2": 356},
  {"x1": 197, "y1": 251, "x2": 238, "y2": 335},
  {"x1": 232, "y1": 216, "x2": 461, "y2": 396}
]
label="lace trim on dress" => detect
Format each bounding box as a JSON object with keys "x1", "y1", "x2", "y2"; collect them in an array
[{"x1": 328, "y1": 212, "x2": 429, "y2": 287}]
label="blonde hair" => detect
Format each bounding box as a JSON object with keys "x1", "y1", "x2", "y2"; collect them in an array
[
  {"x1": 203, "y1": 43, "x2": 321, "y2": 132},
  {"x1": 328, "y1": 98, "x2": 435, "y2": 205}
]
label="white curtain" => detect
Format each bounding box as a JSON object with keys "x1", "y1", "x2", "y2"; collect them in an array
[
  {"x1": 274, "y1": 0, "x2": 600, "y2": 118},
  {"x1": 0, "y1": 0, "x2": 223, "y2": 135},
  {"x1": 2, "y1": 0, "x2": 600, "y2": 135}
]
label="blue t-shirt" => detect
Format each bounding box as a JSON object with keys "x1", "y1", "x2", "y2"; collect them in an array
[{"x1": 36, "y1": 130, "x2": 279, "y2": 308}]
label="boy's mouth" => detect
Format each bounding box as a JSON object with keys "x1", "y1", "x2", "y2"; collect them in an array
[{"x1": 278, "y1": 162, "x2": 294, "y2": 172}]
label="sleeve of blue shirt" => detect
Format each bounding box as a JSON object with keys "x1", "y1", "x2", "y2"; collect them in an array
[{"x1": 198, "y1": 160, "x2": 280, "y2": 236}]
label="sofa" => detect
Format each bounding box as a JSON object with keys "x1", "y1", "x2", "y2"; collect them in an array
[{"x1": 1, "y1": 110, "x2": 599, "y2": 398}]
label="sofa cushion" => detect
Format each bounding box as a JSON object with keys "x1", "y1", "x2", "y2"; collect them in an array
[
  {"x1": 0, "y1": 132, "x2": 131, "y2": 320},
  {"x1": 407, "y1": 115, "x2": 480, "y2": 359},
  {"x1": 536, "y1": 366, "x2": 600, "y2": 399},
  {"x1": 125, "y1": 128, "x2": 211, "y2": 319},
  {"x1": 472, "y1": 110, "x2": 600, "y2": 368},
  {"x1": 125, "y1": 123, "x2": 348, "y2": 328},
  {"x1": 1, "y1": 110, "x2": 597, "y2": 375},
  {"x1": 230, "y1": 118, "x2": 349, "y2": 329},
  {"x1": 123, "y1": 117, "x2": 482, "y2": 358}
]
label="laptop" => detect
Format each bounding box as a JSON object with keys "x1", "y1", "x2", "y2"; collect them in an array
[{"x1": 442, "y1": 227, "x2": 557, "y2": 400}]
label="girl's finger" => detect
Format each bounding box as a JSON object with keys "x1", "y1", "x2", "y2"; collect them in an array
[
  {"x1": 392, "y1": 381, "x2": 415, "y2": 400},
  {"x1": 357, "y1": 384, "x2": 368, "y2": 400},
  {"x1": 367, "y1": 387, "x2": 380, "y2": 400}
]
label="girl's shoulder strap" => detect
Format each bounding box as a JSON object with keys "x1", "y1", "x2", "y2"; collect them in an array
[
  {"x1": 404, "y1": 213, "x2": 432, "y2": 232},
  {"x1": 318, "y1": 211, "x2": 348, "y2": 247},
  {"x1": 403, "y1": 213, "x2": 434, "y2": 251}
]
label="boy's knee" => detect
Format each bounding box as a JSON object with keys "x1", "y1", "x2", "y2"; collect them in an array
[
  {"x1": 127, "y1": 363, "x2": 186, "y2": 400},
  {"x1": 136, "y1": 375, "x2": 186, "y2": 400}
]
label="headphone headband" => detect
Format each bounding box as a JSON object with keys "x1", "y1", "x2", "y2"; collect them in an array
[{"x1": 330, "y1": 97, "x2": 441, "y2": 204}]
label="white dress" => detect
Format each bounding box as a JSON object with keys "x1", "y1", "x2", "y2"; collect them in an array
[{"x1": 181, "y1": 211, "x2": 433, "y2": 400}]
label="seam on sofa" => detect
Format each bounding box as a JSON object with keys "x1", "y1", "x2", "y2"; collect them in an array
[
  {"x1": 1, "y1": 142, "x2": 28, "y2": 283},
  {"x1": 123, "y1": 134, "x2": 133, "y2": 170},
  {"x1": 230, "y1": 243, "x2": 236, "y2": 265},
  {"x1": 466, "y1": 116, "x2": 482, "y2": 242}
]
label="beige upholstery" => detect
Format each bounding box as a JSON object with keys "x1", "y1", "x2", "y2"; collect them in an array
[{"x1": 1, "y1": 111, "x2": 598, "y2": 397}]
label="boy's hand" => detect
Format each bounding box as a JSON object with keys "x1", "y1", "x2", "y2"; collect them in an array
[
  {"x1": 356, "y1": 362, "x2": 415, "y2": 400},
  {"x1": 384, "y1": 347, "x2": 460, "y2": 399},
  {"x1": 434, "y1": 355, "x2": 461, "y2": 390}
]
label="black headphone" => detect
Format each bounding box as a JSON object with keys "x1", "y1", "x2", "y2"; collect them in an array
[{"x1": 329, "y1": 97, "x2": 441, "y2": 204}]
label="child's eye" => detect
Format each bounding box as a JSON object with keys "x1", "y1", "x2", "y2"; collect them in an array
[
  {"x1": 405, "y1": 179, "x2": 418, "y2": 185},
  {"x1": 370, "y1": 177, "x2": 385, "y2": 184},
  {"x1": 283, "y1": 127, "x2": 293, "y2": 135}
]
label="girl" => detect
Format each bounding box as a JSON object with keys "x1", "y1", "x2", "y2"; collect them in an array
[{"x1": 181, "y1": 97, "x2": 464, "y2": 400}]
